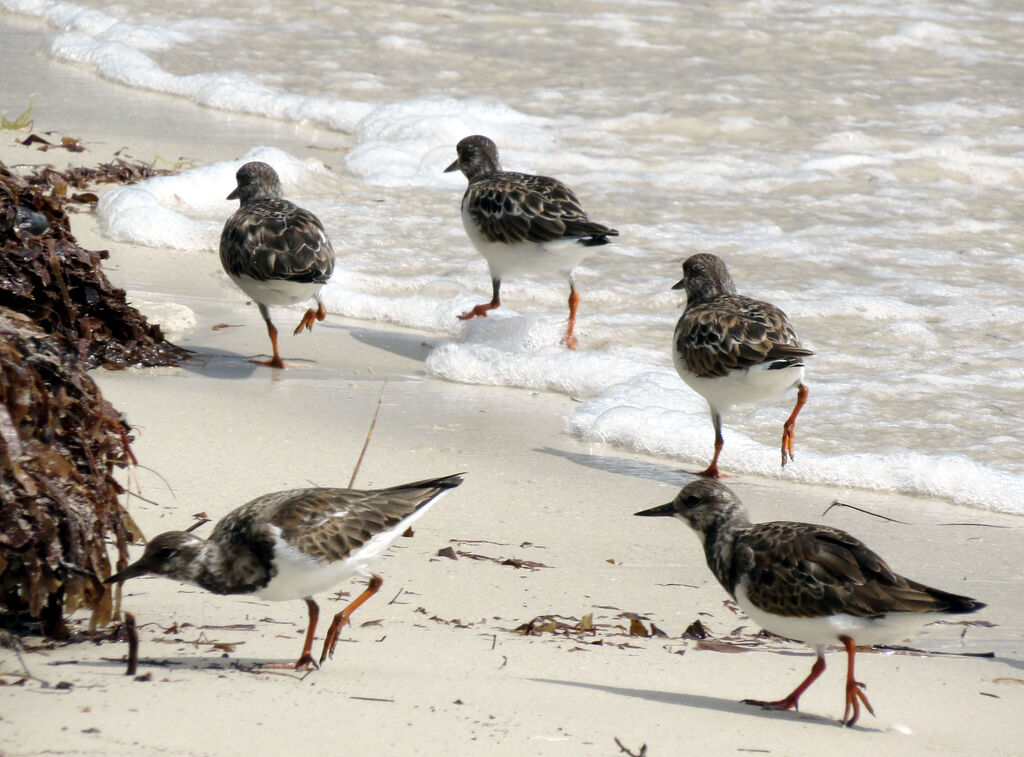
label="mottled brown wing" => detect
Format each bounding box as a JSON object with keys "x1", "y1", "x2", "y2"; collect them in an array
[
  {"x1": 260, "y1": 474, "x2": 462, "y2": 564},
  {"x1": 466, "y1": 171, "x2": 616, "y2": 245},
  {"x1": 734, "y1": 522, "x2": 955, "y2": 618},
  {"x1": 675, "y1": 294, "x2": 811, "y2": 378},
  {"x1": 220, "y1": 198, "x2": 335, "y2": 284}
]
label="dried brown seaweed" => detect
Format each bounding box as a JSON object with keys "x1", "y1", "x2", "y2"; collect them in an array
[
  {"x1": 0, "y1": 308, "x2": 141, "y2": 636},
  {"x1": 20, "y1": 154, "x2": 177, "y2": 194},
  {"x1": 0, "y1": 160, "x2": 188, "y2": 369},
  {"x1": 0, "y1": 157, "x2": 188, "y2": 637},
  {"x1": 19, "y1": 134, "x2": 84, "y2": 153}
]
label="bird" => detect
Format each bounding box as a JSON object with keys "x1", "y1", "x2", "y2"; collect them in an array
[
  {"x1": 444, "y1": 135, "x2": 618, "y2": 350},
  {"x1": 672, "y1": 253, "x2": 812, "y2": 477},
  {"x1": 635, "y1": 479, "x2": 985, "y2": 726},
  {"x1": 219, "y1": 161, "x2": 335, "y2": 368},
  {"x1": 105, "y1": 473, "x2": 464, "y2": 670}
]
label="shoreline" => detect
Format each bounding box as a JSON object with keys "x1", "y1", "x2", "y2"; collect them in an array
[{"x1": 1, "y1": 16, "x2": 1022, "y2": 756}]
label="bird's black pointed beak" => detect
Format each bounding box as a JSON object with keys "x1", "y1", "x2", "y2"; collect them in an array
[
  {"x1": 443, "y1": 158, "x2": 459, "y2": 174},
  {"x1": 635, "y1": 502, "x2": 677, "y2": 517},
  {"x1": 226, "y1": 187, "x2": 240, "y2": 200},
  {"x1": 104, "y1": 560, "x2": 150, "y2": 585},
  {"x1": 671, "y1": 277, "x2": 686, "y2": 290}
]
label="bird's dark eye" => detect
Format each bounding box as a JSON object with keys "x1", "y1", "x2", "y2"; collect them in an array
[
  {"x1": 684, "y1": 495, "x2": 702, "y2": 508},
  {"x1": 157, "y1": 546, "x2": 178, "y2": 560}
]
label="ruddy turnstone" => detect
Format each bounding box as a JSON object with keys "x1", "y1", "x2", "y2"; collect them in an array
[
  {"x1": 106, "y1": 473, "x2": 463, "y2": 669},
  {"x1": 636, "y1": 479, "x2": 985, "y2": 726},
  {"x1": 444, "y1": 135, "x2": 618, "y2": 350},
  {"x1": 220, "y1": 161, "x2": 335, "y2": 368},
  {"x1": 672, "y1": 253, "x2": 812, "y2": 477}
]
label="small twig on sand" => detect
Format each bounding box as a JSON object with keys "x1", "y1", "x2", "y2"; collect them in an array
[
  {"x1": 125, "y1": 612, "x2": 138, "y2": 676},
  {"x1": 348, "y1": 379, "x2": 388, "y2": 488},
  {"x1": 823, "y1": 501, "x2": 1009, "y2": 528},
  {"x1": 822, "y1": 501, "x2": 910, "y2": 524},
  {"x1": 614, "y1": 737, "x2": 647, "y2": 757},
  {"x1": 233, "y1": 663, "x2": 315, "y2": 681},
  {"x1": 1, "y1": 630, "x2": 44, "y2": 685},
  {"x1": 184, "y1": 518, "x2": 210, "y2": 534}
]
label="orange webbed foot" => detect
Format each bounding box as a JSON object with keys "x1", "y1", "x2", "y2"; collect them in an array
[{"x1": 458, "y1": 303, "x2": 498, "y2": 320}]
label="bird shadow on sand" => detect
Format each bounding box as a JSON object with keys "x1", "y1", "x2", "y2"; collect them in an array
[
  {"x1": 171, "y1": 315, "x2": 436, "y2": 381},
  {"x1": 535, "y1": 446, "x2": 693, "y2": 488},
  {"x1": 536, "y1": 446, "x2": 799, "y2": 498},
  {"x1": 74, "y1": 653, "x2": 324, "y2": 679},
  {"x1": 982, "y1": 654, "x2": 1024, "y2": 673},
  {"x1": 527, "y1": 677, "x2": 875, "y2": 731},
  {"x1": 342, "y1": 324, "x2": 436, "y2": 364},
  {"x1": 174, "y1": 346, "x2": 321, "y2": 380}
]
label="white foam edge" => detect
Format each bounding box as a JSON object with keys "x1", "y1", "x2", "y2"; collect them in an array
[
  {"x1": 96, "y1": 147, "x2": 323, "y2": 251},
  {"x1": 565, "y1": 371, "x2": 1024, "y2": 514}
]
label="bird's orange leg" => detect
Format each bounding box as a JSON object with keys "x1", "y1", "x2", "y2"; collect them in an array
[
  {"x1": 459, "y1": 278, "x2": 501, "y2": 320},
  {"x1": 781, "y1": 383, "x2": 809, "y2": 466},
  {"x1": 319, "y1": 574, "x2": 384, "y2": 664},
  {"x1": 743, "y1": 647, "x2": 826, "y2": 713},
  {"x1": 294, "y1": 298, "x2": 328, "y2": 335},
  {"x1": 839, "y1": 635, "x2": 873, "y2": 727},
  {"x1": 564, "y1": 283, "x2": 580, "y2": 350},
  {"x1": 252, "y1": 307, "x2": 287, "y2": 368},
  {"x1": 262, "y1": 598, "x2": 319, "y2": 670},
  {"x1": 692, "y1": 411, "x2": 730, "y2": 478}
]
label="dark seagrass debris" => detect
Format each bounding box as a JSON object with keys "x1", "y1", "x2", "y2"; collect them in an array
[{"x1": 0, "y1": 156, "x2": 186, "y2": 639}]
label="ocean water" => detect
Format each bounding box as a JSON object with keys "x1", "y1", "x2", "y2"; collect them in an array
[{"x1": 4, "y1": 0, "x2": 1023, "y2": 513}]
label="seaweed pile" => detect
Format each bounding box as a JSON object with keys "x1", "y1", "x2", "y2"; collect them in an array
[
  {"x1": 0, "y1": 158, "x2": 187, "y2": 637},
  {"x1": 0, "y1": 159, "x2": 186, "y2": 369}
]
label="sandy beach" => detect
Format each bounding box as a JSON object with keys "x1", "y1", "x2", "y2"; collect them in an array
[{"x1": 2, "y1": 17, "x2": 1023, "y2": 756}]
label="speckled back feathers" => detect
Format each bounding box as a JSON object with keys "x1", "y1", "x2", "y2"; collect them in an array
[
  {"x1": 674, "y1": 253, "x2": 811, "y2": 379},
  {"x1": 447, "y1": 135, "x2": 617, "y2": 247},
  {"x1": 219, "y1": 161, "x2": 335, "y2": 287},
  {"x1": 662, "y1": 480, "x2": 984, "y2": 620},
  {"x1": 217, "y1": 473, "x2": 463, "y2": 567},
  {"x1": 107, "y1": 474, "x2": 463, "y2": 597}
]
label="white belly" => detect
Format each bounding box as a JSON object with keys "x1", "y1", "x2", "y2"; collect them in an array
[
  {"x1": 228, "y1": 273, "x2": 322, "y2": 308},
  {"x1": 461, "y1": 204, "x2": 593, "y2": 279},
  {"x1": 735, "y1": 581, "x2": 932, "y2": 647},
  {"x1": 253, "y1": 491, "x2": 451, "y2": 601},
  {"x1": 255, "y1": 541, "x2": 367, "y2": 602},
  {"x1": 677, "y1": 360, "x2": 804, "y2": 415}
]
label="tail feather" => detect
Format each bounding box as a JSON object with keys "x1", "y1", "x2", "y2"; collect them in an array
[
  {"x1": 577, "y1": 234, "x2": 615, "y2": 247},
  {"x1": 384, "y1": 473, "x2": 465, "y2": 494},
  {"x1": 914, "y1": 581, "x2": 986, "y2": 614},
  {"x1": 565, "y1": 219, "x2": 618, "y2": 244}
]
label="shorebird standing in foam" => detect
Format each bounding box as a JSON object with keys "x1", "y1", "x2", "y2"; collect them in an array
[
  {"x1": 672, "y1": 253, "x2": 811, "y2": 477},
  {"x1": 219, "y1": 161, "x2": 335, "y2": 368},
  {"x1": 445, "y1": 135, "x2": 617, "y2": 350}
]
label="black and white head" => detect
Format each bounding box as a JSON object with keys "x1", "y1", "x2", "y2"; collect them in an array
[
  {"x1": 444, "y1": 135, "x2": 502, "y2": 181},
  {"x1": 635, "y1": 479, "x2": 749, "y2": 538},
  {"x1": 671, "y1": 253, "x2": 737, "y2": 306},
  {"x1": 104, "y1": 531, "x2": 206, "y2": 585},
  {"x1": 227, "y1": 161, "x2": 283, "y2": 204}
]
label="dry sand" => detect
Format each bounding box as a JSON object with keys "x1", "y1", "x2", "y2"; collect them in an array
[{"x1": 1, "y1": 17, "x2": 1022, "y2": 757}]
